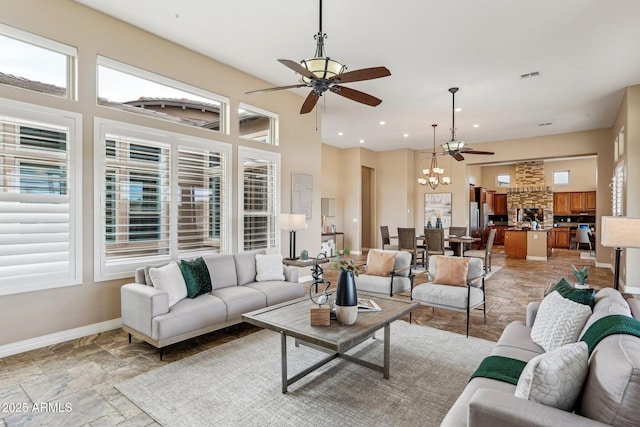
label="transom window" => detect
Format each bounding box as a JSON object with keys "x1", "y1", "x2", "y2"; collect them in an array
[
  {"x1": 0, "y1": 23, "x2": 76, "y2": 99},
  {"x1": 496, "y1": 174, "x2": 510, "y2": 187},
  {"x1": 97, "y1": 56, "x2": 229, "y2": 134},
  {"x1": 238, "y1": 103, "x2": 279, "y2": 145},
  {"x1": 94, "y1": 118, "x2": 231, "y2": 281},
  {"x1": 553, "y1": 170, "x2": 570, "y2": 185}
]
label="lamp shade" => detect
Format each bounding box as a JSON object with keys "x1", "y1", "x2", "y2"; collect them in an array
[
  {"x1": 279, "y1": 213, "x2": 306, "y2": 231},
  {"x1": 600, "y1": 216, "x2": 640, "y2": 248}
]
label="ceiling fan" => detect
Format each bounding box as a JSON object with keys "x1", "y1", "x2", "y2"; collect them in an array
[
  {"x1": 441, "y1": 87, "x2": 495, "y2": 161},
  {"x1": 245, "y1": 0, "x2": 391, "y2": 114}
]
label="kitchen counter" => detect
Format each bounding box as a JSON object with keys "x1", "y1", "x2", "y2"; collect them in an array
[{"x1": 504, "y1": 228, "x2": 552, "y2": 260}]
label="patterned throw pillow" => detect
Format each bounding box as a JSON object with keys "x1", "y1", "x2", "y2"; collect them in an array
[
  {"x1": 515, "y1": 341, "x2": 589, "y2": 411},
  {"x1": 432, "y1": 256, "x2": 469, "y2": 287},
  {"x1": 531, "y1": 291, "x2": 592, "y2": 352},
  {"x1": 255, "y1": 253, "x2": 285, "y2": 282},
  {"x1": 552, "y1": 278, "x2": 595, "y2": 308},
  {"x1": 149, "y1": 261, "x2": 188, "y2": 308},
  {"x1": 366, "y1": 250, "x2": 397, "y2": 277},
  {"x1": 179, "y1": 257, "x2": 212, "y2": 298}
]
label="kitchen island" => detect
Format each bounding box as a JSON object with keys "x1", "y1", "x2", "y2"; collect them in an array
[{"x1": 504, "y1": 228, "x2": 552, "y2": 260}]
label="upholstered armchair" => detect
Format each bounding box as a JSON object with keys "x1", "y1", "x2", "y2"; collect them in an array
[
  {"x1": 355, "y1": 249, "x2": 414, "y2": 296},
  {"x1": 410, "y1": 255, "x2": 485, "y2": 337}
]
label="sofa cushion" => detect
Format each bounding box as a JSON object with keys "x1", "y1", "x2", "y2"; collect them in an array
[
  {"x1": 212, "y1": 286, "x2": 266, "y2": 319},
  {"x1": 366, "y1": 250, "x2": 397, "y2": 277},
  {"x1": 247, "y1": 281, "x2": 306, "y2": 306},
  {"x1": 179, "y1": 257, "x2": 212, "y2": 298},
  {"x1": 203, "y1": 254, "x2": 237, "y2": 290},
  {"x1": 356, "y1": 274, "x2": 412, "y2": 295},
  {"x1": 493, "y1": 321, "x2": 545, "y2": 362},
  {"x1": 412, "y1": 283, "x2": 483, "y2": 310},
  {"x1": 234, "y1": 249, "x2": 266, "y2": 286},
  {"x1": 579, "y1": 287, "x2": 632, "y2": 339},
  {"x1": 551, "y1": 278, "x2": 595, "y2": 308},
  {"x1": 255, "y1": 253, "x2": 285, "y2": 281},
  {"x1": 515, "y1": 341, "x2": 589, "y2": 411},
  {"x1": 576, "y1": 333, "x2": 640, "y2": 426},
  {"x1": 149, "y1": 261, "x2": 188, "y2": 308},
  {"x1": 432, "y1": 256, "x2": 469, "y2": 287},
  {"x1": 531, "y1": 291, "x2": 591, "y2": 352},
  {"x1": 151, "y1": 294, "x2": 227, "y2": 341}
]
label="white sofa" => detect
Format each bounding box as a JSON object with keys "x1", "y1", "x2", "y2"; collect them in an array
[{"x1": 121, "y1": 250, "x2": 305, "y2": 358}]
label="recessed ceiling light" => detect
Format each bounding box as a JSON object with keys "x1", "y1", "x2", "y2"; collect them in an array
[
  {"x1": 359, "y1": 139, "x2": 365, "y2": 144},
  {"x1": 455, "y1": 108, "x2": 462, "y2": 112},
  {"x1": 538, "y1": 122, "x2": 552, "y2": 127},
  {"x1": 473, "y1": 124, "x2": 479, "y2": 128},
  {"x1": 521, "y1": 71, "x2": 541, "y2": 79},
  {"x1": 403, "y1": 133, "x2": 409, "y2": 138},
  {"x1": 379, "y1": 121, "x2": 386, "y2": 125},
  {"x1": 338, "y1": 132, "x2": 344, "y2": 136}
]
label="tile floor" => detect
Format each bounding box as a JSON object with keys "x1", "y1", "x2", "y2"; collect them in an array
[{"x1": 0, "y1": 248, "x2": 620, "y2": 426}]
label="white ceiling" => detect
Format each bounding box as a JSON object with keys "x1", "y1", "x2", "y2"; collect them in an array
[{"x1": 76, "y1": 0, "x2": 640, "y2": 153}]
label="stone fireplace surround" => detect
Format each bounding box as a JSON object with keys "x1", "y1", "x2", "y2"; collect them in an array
[{"x1": 505, "y1": 161, "x2": 553, "y2": 227}]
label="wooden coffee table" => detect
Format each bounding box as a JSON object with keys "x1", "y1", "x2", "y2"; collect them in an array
[{"x1": 242, "y1": 294, "x2": 419, "y2": 393}]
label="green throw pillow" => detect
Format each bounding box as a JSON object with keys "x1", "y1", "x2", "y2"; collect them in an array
[
  {"x1": 552, "y1": 278, "x2": 595, "y2": 308},
  {"x1": 179, "y1": 257, "x2": 212, "y2": 298}
]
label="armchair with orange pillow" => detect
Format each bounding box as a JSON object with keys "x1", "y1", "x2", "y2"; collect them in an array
[{"x1": 355, "y1": 249, "x2": 414, "y2": 296}]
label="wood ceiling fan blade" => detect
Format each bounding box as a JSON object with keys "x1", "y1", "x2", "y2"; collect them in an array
[
  {"x1": 461, "y1": 149, "x2": 495, "y2": 155},
  {"x1": 278, "y1": 59, "x2": 318, "y2": 81},
  {"x1": 330, "y1": 85, "x2": 382, "y2": 107},
  {"x1": 454, "y1": 152, "x2": 465, "y2": 161},
  {"x1": 300, "y1": 91, "x2": 320, "y2": 114},
  {"x1": 330, "y1": 66, "x2": 391, "y2": 84},
  {"x1": 245, "y1": 84, "x2": 308, "y2": 94}
]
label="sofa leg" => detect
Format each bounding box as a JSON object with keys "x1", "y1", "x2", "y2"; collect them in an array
[
  {"x1": 128, "y1": 333, "x2": 131, "y2": 344},
  {"x1": 159, "y1": 348, "x2": 164, "y2": 361}
]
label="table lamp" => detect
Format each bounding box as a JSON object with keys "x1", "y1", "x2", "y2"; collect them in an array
[
  {"x1": 279, "y1": 213, "x2": 306, "y2": 260},
  {"x1": 600, "y1": 216, "x2": 640, "y2": 290}
]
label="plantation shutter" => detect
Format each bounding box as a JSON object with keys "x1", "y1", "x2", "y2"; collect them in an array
[
  {"x1": 102, "y1": 134, "x2": 171, "y2": 264},
  {"x1": 177, "y1": 146, "x2": 227, "y2": 255},
  {"x1": 611, "y1": 162, "x2": 624, "y2": 216},
  {"x1": 242, "y1": 157, "x2": 277, "y2": 250},
  {"x1": 0, "y1": 115, "x2": 75, "y2": 287}
]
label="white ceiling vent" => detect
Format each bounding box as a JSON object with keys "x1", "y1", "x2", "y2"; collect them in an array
[{"x1": 521, "y1": 71, "x2": 541, "y2": 79}]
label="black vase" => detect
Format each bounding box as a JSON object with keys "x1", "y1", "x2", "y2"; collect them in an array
[{"x1": 335, "y1": 270, "x2": 358, "y2": 325}]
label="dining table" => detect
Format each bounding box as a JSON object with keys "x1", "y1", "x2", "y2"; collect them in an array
[{"x1": 445, "y1": 236, "x2": 481, "y2": 256}]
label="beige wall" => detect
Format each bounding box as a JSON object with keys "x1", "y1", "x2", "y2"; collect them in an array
[{"x1": 0, "y1": 0, "x2": 322, "y2": 346}]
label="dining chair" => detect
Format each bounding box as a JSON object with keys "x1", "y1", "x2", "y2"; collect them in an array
[
  {"x1": 380, "y1": 225, "x2": 399, "y2": 250},
  {"x1": 575, "y1": 228, "x2": 593, "y2": 254},
  {"x1": 397, "y1": 227, "x2": 426, "y2": 269},
  {"x1": 448, "y1": 226, "x2": 467, "y2": 237},
  {"x1": 463, "y1": 228, "x2": 497, "y2": 272},
  {"x1": 424, "y1": 228, "x2": 454, "y2": 259}
]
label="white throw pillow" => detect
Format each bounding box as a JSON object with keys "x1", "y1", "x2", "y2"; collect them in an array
[
  {"x1": 515, "y1": 341, "x2": 589, "y2": 411},
  {"x1": 149, "y1": 261, "x2": 188, "y2": 307},
  {"x1": 531, "y1": 291, "x2": 592, "y2": 352},
  {"x1": 255, "y1": 253, "x2": 285, "y2": 282}
]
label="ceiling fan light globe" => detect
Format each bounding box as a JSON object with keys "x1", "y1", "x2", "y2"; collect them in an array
[
  {"x1": 300, "y1": 57, "x2": 345, "y2": 82},
  {"x1": 442, "y1": 140, "x2": 465, "y2": 152}
]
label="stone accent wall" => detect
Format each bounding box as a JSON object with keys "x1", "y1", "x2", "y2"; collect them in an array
[{"x1": 506, "y1": 161, "x2": 553, "y2": 227}]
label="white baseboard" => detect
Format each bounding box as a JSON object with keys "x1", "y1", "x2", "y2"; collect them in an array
[
  {"x1": 526, "y1": 256, "x2": 547, "y2": 261},
  {"x1": 595, "y1": 262, "x2": 613, "y2": 270},
  {"x1": 0, "y1": 318, "x2": 122, "y2": 359}
]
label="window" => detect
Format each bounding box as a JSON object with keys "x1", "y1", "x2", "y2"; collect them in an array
[
  {"x1": 553, "y1": 170, "x2": 569, "y2": 185},
  {"x1": 238, "y1": 147, "x2": 280, "y2": 251},
  {"x1": 0, "y1": 23, "x2": 76, "y2": 99},
  {"x1": 496, "y1": 174, "x2": 510, "y2": 187},
  {"x1": 97, "y1": 56, "x2": 229, "y2": 134},
  {"x1": 0, "y1": 98, "x2": 82, "y2": 295},
  {"x1": 611, "y1": 162, "x2": 624, "y2": 216},
  {"x1": 238, "y1": 103, "x2": 279, "y2": 145},
  {"x1": 94, "y1": 119, "x2": 231, "y2": 281}
]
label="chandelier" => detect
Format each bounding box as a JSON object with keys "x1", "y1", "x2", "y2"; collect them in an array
[{"x1": 418, "y1": 124, "x2": 451, "y2": 189}]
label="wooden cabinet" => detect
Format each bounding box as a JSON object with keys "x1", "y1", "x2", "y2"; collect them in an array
[
  {"x1": 553, "y1": 192, "x2": 571, "y2": 215},
  {"x1": 486, "y1": 191, "x2": 495, "y2": 214},
  {"x1": 570, "y1": 192, "x2": 585, "y2": 212},
  {"x1": 586, "y1": 191, "x2": 596, "y2": 211},
  {"x1": 490, "y1": 225, "x2": 506, "y2": 245},
  {"x1": 475, "y1": 187, "x2": 487, "y2": 204},
  {"x1": 552, "y1": 227, "x2": 571, "y2": 249},
  {"x1": 469, "y1": 185, "x2": 476, "y2": 202},
  {"x1": 505, "y1": 230, "x2": 527, "y2": 259},
  {"x1": 494, "y1": 194, "x2": 508, "y2": 215}
]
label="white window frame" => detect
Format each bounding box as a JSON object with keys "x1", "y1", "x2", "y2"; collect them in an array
[
  {"x1": 237, "y1": 146, "x2": 281, "y2": 252},
  {"x1": 496, "y1": 174, "x2": 510, "y2": 187},
  {"x1": 238, "y1": 102, "x2": 279, "y2": 145},
  {"x1": 553, "y1": 170, "x2": 570, "y2": 185},
  {"x1": 94, "y1": 118, "x2": 232, "y2": 281},
  {"x1": 96, "y1": 56, "x2": 230, "y2": 134},
  {"x1": 0, "y1": 98, "x2": 82, "y2": 296},
  {"x1": 0, "y1": 23, "x2": 77, "y2": 100}
]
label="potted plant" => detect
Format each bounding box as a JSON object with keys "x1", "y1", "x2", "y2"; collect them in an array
[
  {"x1": 332, "y1": 249, "x2": 360, "y2": 325},
  {"x1": 572, "y1": 264, "x2": 589, "y2": 288}
]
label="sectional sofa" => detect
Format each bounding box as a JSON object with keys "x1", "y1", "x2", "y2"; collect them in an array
[
  {"x1": 121, "y1": 249, "x2": 306, "y2": 358},
  {"x1": 442, "y1": 286, "x2": 640, "y2": 426}
]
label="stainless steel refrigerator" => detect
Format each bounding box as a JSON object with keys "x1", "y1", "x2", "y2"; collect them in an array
[{"x1": 469, "y1": 201, "x2": 489, "y2": 247}]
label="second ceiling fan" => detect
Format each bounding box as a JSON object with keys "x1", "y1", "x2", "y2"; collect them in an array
[
  {"x1": 442, "y1": 87, "x2": 495, "y2": 161},
  {"x1": 246, "y1": 0, "x2": 391, "y2": 114}
]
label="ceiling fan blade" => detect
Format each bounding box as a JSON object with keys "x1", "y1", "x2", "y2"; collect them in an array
[
  {"x1": 278, "y1": 59, "x2": 317, "y2": 81},
  {"x1": 330, "y1": 85, "x2": 382, "y2": 107},
  {"x1": 454, "y1": 152, "x2": 465, "y2": 161},
  {"x1": 245, "y1": 84, "x2": 308, "y2": 94},
  {"x1": 330, "y1": 66, "x2": 391, "y2": 84},
  {"x1": 460, "y1": 149, "x2": 495, "y2": 155},
  {"x1": 300, "y1": 91, "x2": 320, "y2": 114}
]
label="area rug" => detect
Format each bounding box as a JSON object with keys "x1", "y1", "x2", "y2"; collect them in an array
[
  {"x1": 116, "y1": 321, "x2": 495, "y2": 427},
  {"x1": 580, "y1": 252, "x2": 596, "y2": 260}
]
